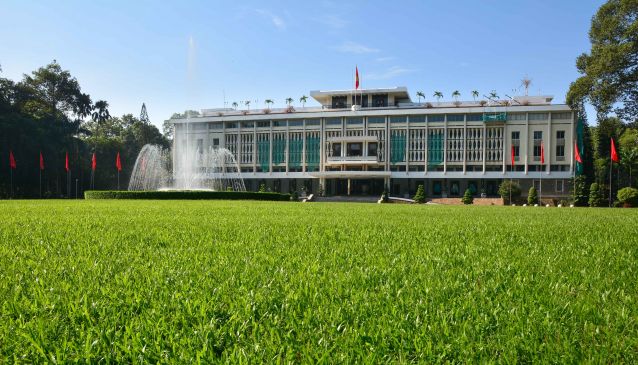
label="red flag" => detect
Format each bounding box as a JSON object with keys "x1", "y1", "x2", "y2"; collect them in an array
[
  {"x1": 511, "y1": 145, "x2": 515, "y2": 167},
  {"x1": 611, "y1": 138, "x2": 619, "y2": 162},
  {"x1": 65, "y1": 152, "x2": 69, "y2": 172},
  {"x1": 355, "y1": 66, "x2": 360, "y2": 90},
  {"x1": 91, "y1": 153, "x2": 96, "y2": 171},
  {"x1": 9, "y1": 150, "x2": 16, "y2": 169},
  {"x1": 574, "y1": 140, "x2": 582, "y2": 163},
  {"x1": 40, "y1": 152, "x2": 44, "y2": 170},
  {"x1": 540, "y1": 141, "x2": 545, "y2": 165},
  {"x1": 116, "y1": 152, "x2": 122, "y2": 172}
]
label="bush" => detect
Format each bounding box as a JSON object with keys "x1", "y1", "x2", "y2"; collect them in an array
[
  {"x1": 413, "y1": 184, "x2": 426, "y2": 203},
  {"x1": 258, "y1": 184, "x2": 266, "y2": 193},
  {"x1": 498, "y1": 180, "x2": 521, "y2": 205},
  {"x1": 527, "y1": 186, "x2": 538, "y2": 205},
  {"x1": 572, "y1": 175, "x2": 589, "y2": 206},
  {"x1": 85, "y1": 190, "x2": 291, "y2": 201},
  {"x1": 290, "y1": 191, "x2": 299, "y2": 201},
  {"x1": 461, "y1": 188, "x2": 474, "y2": 205},
  {"x1": 617, "y1": 187, "x2": 638, "y2": 207},
  {"x1": 588, "y1": 183, "x2": 604, "y2": 207}
]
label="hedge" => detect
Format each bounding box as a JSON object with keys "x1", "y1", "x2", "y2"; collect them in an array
[{"x1": 84, "y1": 190, "x2": 291, "y2": 201}]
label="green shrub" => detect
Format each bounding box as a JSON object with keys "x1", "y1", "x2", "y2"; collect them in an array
[
  {"x1": 617, "y1": 187, "x2": 638, "y2": 207},
  {"x1": 85, "y1": 190, "x2": 291, "y2": 201},
  {"x1": 527, "y1": 186, "x2": 538, "y2": 205},
  {"x1": 413, "y1": 184, "x2": 426, "y2": 204},
  {"x1": 498, "y1": 180, "x2": 521, "y2": 205},
  {"x1": 290, "y1": 191, "x2": 299, "y2": 201},
  {"x1": 572, "y1": 175, "x2": 589, "y2": 206},
  {"x1": 258, "y1": 184, "x2": 266, "y2": 193},
  {"x1": 588, "y1": 183, "x2": 603, "y2": 207},
  {"x1": 461, "y1": 189, "x2": 474, "y2": 205}
]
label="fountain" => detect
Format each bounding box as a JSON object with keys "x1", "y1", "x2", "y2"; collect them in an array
[{"x1": 128, "y1": 144, "x2": 246, "y2": 192}]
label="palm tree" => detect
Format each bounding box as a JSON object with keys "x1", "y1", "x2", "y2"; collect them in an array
[
  {"x1": 244, "y1": 100, "x2": 251, "y2": 111},
  {"x1": 452, "y1": 90, "x2": 460, "y2": 101},
  {"x1": 416, "y1": 91, "x2": 425, "y2": 104},
  {"x1": 489, "y1": 91, "x2": 498, "y2": 100},
  {"x1": 232, "y1": 101, "x2": 238, "y2": 110},
  {"x1": 91, "y1": 100, "x2": 110, "y2": 123},
  {"x1": 433, "y1": 91, "x2": 443, "y2": 105},
  {"x1": 265, "y1": 99, "x2": 274, "y2": 109},
  {"x1": 285, "y1": 97, "x2": 294, "y2": 106},
  {"x1": 299, "y1": 95, "x2": 308, "y2": 108},
  {"x1": 471, "y1": 90, "x2": 479, "y2": 101}
]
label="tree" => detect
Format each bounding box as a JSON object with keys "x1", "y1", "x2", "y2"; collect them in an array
[
  {"x1": 566, "y1": 0, "x2": 638, "y2": 122},
  {"x1": 244, "y1": 100, "x2": 251, "y2": 111},
  {"x1": 299, "y1": 95, "x2": 308, "y2": 108},
  {"x1": 461, "y1": 188, "x2": 474, "y2": 205},
  {"x1": 452, "y1": 90, "x2": 460, "y2": 101},
  {"x1": 471, "y1": 90, "x2": 479, "y2": 101},
  {"x1": 264, "y1": 99, "x2": 273, "y2": 110},
  {"x1": 232, "y1": 101, "x2": 238, "y2": 110},
  {"x1": 572, "y1": 175, "x2": 589, "y2": 206},
  {"x1": 617, "y1": 187, "x2": 638, "y2": 207},
  {"x1": 416, "y1": 91, "x2": 425, "y2": 103},
  {"x1": 258, "y1": 183, "x2": 266, "y2": 193},
  {"x1": 589, "y1": 182, "x2": 604, "y2": 207},
  {"x1": 527, "y1": 186, "x2": 538, "y2": 205},
  {"x1": 498, "y1": 180, "x2": 522, "y2": 205},
  {"x1": 285, "y1": 97, "x2": 293, "y2": 106},
  {"x1": 91, "y1": 100, "x2": 110, "y2": 124},
  {"x1": 489, "y1": 91, "x2": 498, "y2": 100},
  {"x1": 413, "y1": 184, "x2": 425, "y2": 203},
  {"x1": 433, "y1": 91, "x2": 443, "y2": 105}
]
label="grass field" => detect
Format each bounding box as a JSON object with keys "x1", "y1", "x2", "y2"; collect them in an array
[{"x1": 0, "y1": 200, "x2": 637, "y2": 362}]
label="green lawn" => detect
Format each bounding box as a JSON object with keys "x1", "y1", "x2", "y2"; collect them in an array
[{"x1": 0, "y1": 200, "x2": 637, "y2": 363}]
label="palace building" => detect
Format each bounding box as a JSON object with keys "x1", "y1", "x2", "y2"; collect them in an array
[{"x1": 169, "y1": 87, "x2": 576, "y2": 199}]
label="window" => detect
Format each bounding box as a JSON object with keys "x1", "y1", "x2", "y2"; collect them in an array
[
  {"x1": 368, "y1": 142, "x2": 378, "y2": 157},
  {"x1": 212, "y1": 138, "x2": 219, "y2": 147},
  {"x1": 372, "y1": 94, "x2": 388, "y2": 107},
  {"x1": 428, "y1": 115, "x2": 445, "y2": 122},
  {"x1": 241, "y1": 121, "x2": 254, "y2": 128},
  {"x1": 332, "y1": 96, "x2": 347, "y2": 108},
  {"x1": 507, "y1": 113, "x2": 526, "y2": 121},
  {"x1": 272, "y1": 120, "x2": 286, "y2": 127},
  {"x1": 326, "y1": 117, "x2": 342, "y2": 126},
  {"x1": 467, "y1": 114, "x2": 482, "y2": 121},
  {"x1": 533, "y1": 131, "x2": 543, "y2": 161},
  {"x1": 331, "y1": 143, "x2": 341, "y2": 157},
  {"x1": 368, "y1": 116, "x2": 385, "y2": 124},
  {"x1": 225, "y1": 122, "x2": 238, "y2": 129},
  {"x1": 556, "y1": 180, "x2": 564, "y2": 192},
  {"x1": 346, "y1": 143, "x2": 362, "y2": 157},
  {"x1": 305, "y1": 118, "x2": 320, "y2": 126},
  {"x1": 288, "y1": 119, "x2": 303, "y2": 127},
  {"x1": 529, "y1": 113, "x2": 549, "y2": 121},
  {"x1": 257, "y1": 121, "x2": 270, "y2": 128},
  {"x1": 410, "y1": 115, "x2": 426, "y2": 123},
  {"x1": 447, "y1": 114, "x2": 464, "y2": 122},
  {"x1": 556, "y1": 130, "x2": 565, "y2": 140},
  {"x1": 511, "y1": 131, "x2": 520, "y2": 161},
  {"x1": 390, "y1": 116, "x2": 407, "y2": 124},
  {"x1": 346, "y1": 117, "x2": 363, "y2": 125},
  {"x1": 556, "y1": 145, "x2": 565, "y2": 159},
  {"x1": 552, "y1": 112, "x2": 572, "y2": 120},
  {"x1": 209, "y1": 122, "x2": 222, "y2": 129},
  {"x1": 197, "y1": 139, "x2": 203, "y2": 154}
]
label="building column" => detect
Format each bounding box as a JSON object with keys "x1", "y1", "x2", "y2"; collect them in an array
[{"x1": 347, "y1": 178, "x2": 351, "y2": 196}]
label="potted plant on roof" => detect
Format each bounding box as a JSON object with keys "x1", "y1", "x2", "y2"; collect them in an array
[
  {"x1": 433, "y1": 91, "x2": 443, "y2": 106},
  {"x1": 285, "y1": 97, "x2": 295, "y2": 113},
  {"x1": 416, "y1": 91, "x2": 425, "y2": 104},
  {"x1": 264, "y1": 99, "x2": 273, "y2": 114},
  {"x1": 452, "y1": 90, "x2": 461, "y2": 107}
]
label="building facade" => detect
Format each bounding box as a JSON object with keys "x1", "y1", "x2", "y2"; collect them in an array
[{"x1": 170, "y1": 87, "x2": 575, "y2": 199}]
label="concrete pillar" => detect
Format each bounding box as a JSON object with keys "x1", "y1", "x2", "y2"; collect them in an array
[{"x1": 347, "y1": 178, "x2": 351, "y2": 196}]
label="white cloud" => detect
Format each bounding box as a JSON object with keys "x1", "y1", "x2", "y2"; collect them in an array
[
  {"x1": 367, "y1": 66, "x2": 416, "y2": 80},
  {"x1": 336, "y1": 41, "x2": 379, "y2": 54},
  {"x1": 255, "y1": 9, "x2": 286, "y2": 30},
  {"x1": 375, "y1": 56, "x2": 396, "y2": 63},
  {"x1": 317, "y1": 14, "x2": 348, "y2": 29}
]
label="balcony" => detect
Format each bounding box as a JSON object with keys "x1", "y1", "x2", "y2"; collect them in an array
[{"x1": 326, "y1": 155, "x2": 381, "y2": 166}]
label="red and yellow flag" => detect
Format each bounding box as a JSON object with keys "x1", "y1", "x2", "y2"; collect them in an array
[
  {"x1": 540, "y1": 141, "x2": 545, "y2": 165},
  {"x1": 9, "y1": 150, "x2": 16, "y2": 169},
  {"x1": 574, "y1": 140, "x2": 582, "y2": 163},
  {"x1": 115, "y1": 152, "x2": 122, "y2": 172},
  {"x1": 355, "y1": 66, "x2": 360, "y2": 90}
]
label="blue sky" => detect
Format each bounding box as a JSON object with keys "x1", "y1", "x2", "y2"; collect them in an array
[{"x1": 1, "y1": 0, "x2": 604, "y2": 128}]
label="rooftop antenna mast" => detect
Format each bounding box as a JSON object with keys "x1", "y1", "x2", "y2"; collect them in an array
[{"x1": 140, "y1": 103, "x2": 150, "y2": 124}]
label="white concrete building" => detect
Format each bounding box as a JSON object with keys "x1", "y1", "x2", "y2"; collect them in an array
[{"x1": 170, "y1": 87, "x2": 575, "y2": 199}]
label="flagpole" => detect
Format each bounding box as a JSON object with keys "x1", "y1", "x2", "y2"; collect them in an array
[
  {"x1": 10, "y1": 167, "x2": 13, "y2": 199},
  {"x1": 39, "y1": 169, "x2": 42, "y2": 198},
  {"x1": 609, "y1": 158, "x2": 613, "y2": 207}
]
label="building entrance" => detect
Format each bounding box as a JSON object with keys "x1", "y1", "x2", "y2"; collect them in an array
[{"x1": 326, "y1": 179, "x2": 385, "y2": 196}]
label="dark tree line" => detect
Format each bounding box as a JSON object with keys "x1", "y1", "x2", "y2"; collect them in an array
[
  {"x1": 0, "y1": 61, "x2": 169, "y2": 198},
  {"x1": 567, "y1": 0, "x2": 638, "y2": 204}
]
